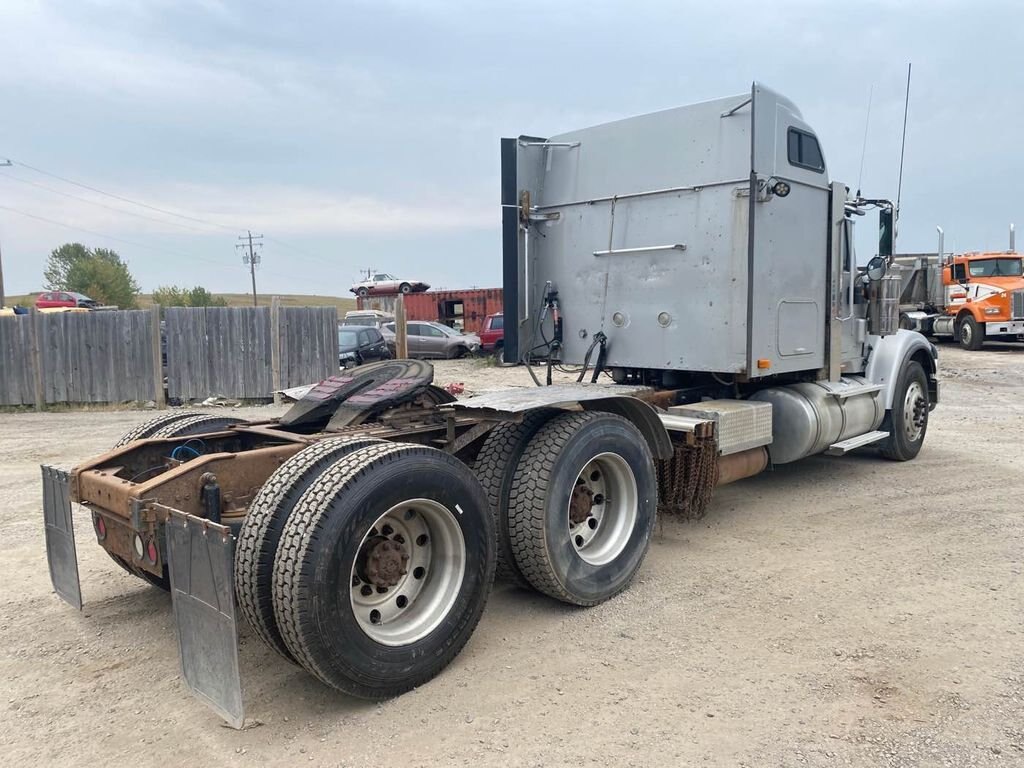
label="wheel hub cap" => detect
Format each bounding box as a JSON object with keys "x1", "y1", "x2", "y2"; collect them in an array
[
  {"x1": 349, "y1": 500, "x2": 466, "y2": 647},
  {"x1": 362, "y1": 539, "x2": 409, "y2": 588},
  {"x1": 569, "y1": 484, "x2": 595, "y2": 525},
  {"x1": 902, "y1": 381, "x2": 927, "y2": 441},
  {"x1": 567, "y1": 453, "x2": 639, "y2": 567}
]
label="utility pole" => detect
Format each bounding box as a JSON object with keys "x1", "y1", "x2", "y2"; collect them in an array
[
  {"x1": 0, "y1": 159, "x2": 10, "y2": 308},
  {"x1": 0, "y1": 237, "x2": 5, "y2": 309},
  {"x1": 236, "y1": 231, "x2": 263, "y2": 306}
]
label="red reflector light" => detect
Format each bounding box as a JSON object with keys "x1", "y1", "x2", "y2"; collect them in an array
[
  {"x1": 146, "y1": 539, "x2": 159, "y2": 565},
  {"x1": 94, "y1": 514, "x2": 106, "y2": 540}
]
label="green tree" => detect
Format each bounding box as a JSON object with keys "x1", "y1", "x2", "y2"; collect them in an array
[
  {"x1": 44, "y1": 243, "x2": 141, "y2": 308},
  {"x1": 43, "y1": 242, "x2": 91, "y2": 290},
  {"x1": 151, "y1": 284, "x2": 227, "y2": 308}
]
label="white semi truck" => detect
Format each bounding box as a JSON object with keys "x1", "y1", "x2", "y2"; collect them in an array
[{"x1": 42, "y1": 83, "x2": 937, "y2": 726}]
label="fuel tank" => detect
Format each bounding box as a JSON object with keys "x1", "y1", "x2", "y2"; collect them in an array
[{"x1": 748, "y1": 377, "x2": 884, "y2": 464}]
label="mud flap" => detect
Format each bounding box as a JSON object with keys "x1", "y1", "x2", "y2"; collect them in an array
[
  {"x1": 164, "y1": 507, "x2": 245, "y2": 729},
  {"x1": 42, "y1": 465, "x2": 82, "y2": 610}
]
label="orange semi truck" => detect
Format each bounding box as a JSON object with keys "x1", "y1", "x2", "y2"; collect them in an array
[{"x1": 895, "y1": 226, "x2": 1024, "y2": 350}]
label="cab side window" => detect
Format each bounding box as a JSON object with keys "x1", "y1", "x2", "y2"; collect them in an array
[{"x1": 787, "y1": 128, "x2": 824, "y2": 173}]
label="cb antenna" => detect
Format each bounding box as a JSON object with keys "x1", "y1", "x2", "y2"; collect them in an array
[
  {"x1": 895, "y1": 62, "x2": 912, "y2": 228},
  {"x1": 856, "y1": 84, "x2": 873, "y2": 198}
]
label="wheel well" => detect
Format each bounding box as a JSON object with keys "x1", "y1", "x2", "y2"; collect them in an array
[
  {"x1": 955, "y1": 308, "x2": 976, "y2": 325},
  {"x1": 579, "y1": 397, "x2": 673, "y2": 461}
]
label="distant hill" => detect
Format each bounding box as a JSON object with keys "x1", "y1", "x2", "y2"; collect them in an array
[{"x1": 5, "y1": 292, "x2": 357, "y2": 316}]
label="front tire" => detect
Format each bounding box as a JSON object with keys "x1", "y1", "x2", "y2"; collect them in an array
[
  {"x1": 959, "y1": 315, "x2": 984, "y2": 350},
  {"x1": 507, "y1": 411, "x2": 657, "y2": 606},
  {"x1": 399, "y1": 283, "x2": 412, "y2": 294},
  {"x1": 880, "y1": 359, "x2": 929, "y2": 461},
  {"x1": 357, "y1": 287, "x2": 369, "y2": 298},
  {"x1": 272, "y1": 443, "x2": 495, "y2": 698}
]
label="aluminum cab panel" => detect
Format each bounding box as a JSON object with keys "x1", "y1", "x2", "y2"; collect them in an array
[
  {"x1": 519, "y1": 95, "x2": 752, "y2": 372},
  {"x1": 512, "y1": 84, "x2": 834, "y2": 377},
  {"x1": 749, "y1": 83, "x2": 829, "y2": 377}
]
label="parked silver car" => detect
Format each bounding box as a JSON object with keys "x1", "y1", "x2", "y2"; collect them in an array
[{"x1": 383, "y1": 321, "x2": 480, "y2": 359}]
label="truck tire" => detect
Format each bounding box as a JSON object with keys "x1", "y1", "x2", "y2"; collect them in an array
[
  {"x1": 149, "y1": 413, "x2": 245, "y2": 438},
  {"x1": 272, "y1": 443, "x2": 495, "y2": 698},
  {"x1": 113, "y1": 411, "x2": 204, "y2": 447},
  {"x1": 234, "y1": 436, "x2": 383, "y2": 662},
  {"x1": 507, "y1": 411, "x2": 657, "y2": 606},
  {"x1": 473, "y1": 409, "x2": 557, "y2": 588},
  {"x1": 959, "y1": 314, "x2": 984, "y2": 350},
  {"x1": 879, "y1": 359, "x2": 929, "y2": 461}
]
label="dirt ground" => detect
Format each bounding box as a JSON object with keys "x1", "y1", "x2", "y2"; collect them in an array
[{"x1": 2, "y1": 349, "x2": 1022, "y2": 767}]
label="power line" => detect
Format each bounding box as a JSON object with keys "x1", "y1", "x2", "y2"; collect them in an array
[
  {"x1": 0, "y1": 170, "x2": 225, "y2": 235},
  {"x1": 5, "y1": 158, "x2": 241, "y2": 232},
  {"x1": 0, "y1": 203, "x2": 245, "y2": 272},
  {"x1": 2, "y1": 156, "x2": 343, "y2": 267}
]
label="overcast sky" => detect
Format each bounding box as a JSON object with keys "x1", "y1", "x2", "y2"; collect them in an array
[{"x1": 1, "y1": 0, "x2": 1021, "y2": 297}]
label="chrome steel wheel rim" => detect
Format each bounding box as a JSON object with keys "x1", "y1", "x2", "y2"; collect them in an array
[
  {"x1": 567, "y1": 452, "x2": 638, "y2": 566},
  {"x1": 902, "y1": 380, "x2": 927, "y2": 442},
  {"x1": 961, "y1": 323, "x2": 972, "y2": 345},
  {"x1": 350, "y1": 498, "x2": 465, "y2": 646}
]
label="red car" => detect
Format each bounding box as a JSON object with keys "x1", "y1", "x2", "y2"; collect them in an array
[
  {"x1": 36, "y1": 291, "x2": 99, "y2": 309},
  {"x1": 479, "y1": 312, "x2": 504, "y2": 360}
]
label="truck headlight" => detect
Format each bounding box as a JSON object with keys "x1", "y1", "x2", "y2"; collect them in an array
[{"x1": 984, "y1": 307, "x2": 1000, "y2": 315}]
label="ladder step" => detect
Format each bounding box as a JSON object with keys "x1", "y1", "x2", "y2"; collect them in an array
[
  {"x1": 826, "y1": 384, "x2": 883, "y2": 400},
  {"x1": 826, "y1": 430, "x2": 889, "y2": 455}
]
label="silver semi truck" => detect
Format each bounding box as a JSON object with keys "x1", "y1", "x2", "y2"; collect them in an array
[{"x1": 42, "y1": 82, "x2": 937, "y2": 726}]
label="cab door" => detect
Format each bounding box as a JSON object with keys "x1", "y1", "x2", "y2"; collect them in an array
[{"x1": 749, "y1": 82, "x2": 829, "y2": 377}]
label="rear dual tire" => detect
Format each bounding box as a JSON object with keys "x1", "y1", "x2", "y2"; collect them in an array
[
  {"x1": 234, "y1": 437, "x2": 385, "y2": 662},
  {"x1": 506, "y1": 411, "x2": 657, "y2": 606},
  {"x1": 254, "y1": 443, "x2": 495, "y2": 699}
]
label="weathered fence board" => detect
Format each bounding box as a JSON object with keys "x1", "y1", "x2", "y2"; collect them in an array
[
  {"x1": 0, "y1": 311, "x2": 157, "y2": 406},
  {"x1": 279, "y1": 306, "x2": 338, "y2": 389},
  {"x1": 1, "y1": 304, "x2": 338, "y2": 406},
  {"x1": 166, "y1": 307, "x2": 272, "y2": 401},
  {"x1": 0, "y1": 316, "x2": 35, "y2": 405},
  {"x1": 166, "y1": 305, "x2": 337, "y2": 401}
]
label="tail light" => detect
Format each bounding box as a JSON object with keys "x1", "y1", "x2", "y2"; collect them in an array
[
  {"x1": 93, "y1": 513, "x2": 106, "y2": 541},
  {"x1": 146, "y1": 539, "x2": 159, "y2": 565},
  {"x1": 133, "y1": 533, "x2": 145, "y2": 560}
]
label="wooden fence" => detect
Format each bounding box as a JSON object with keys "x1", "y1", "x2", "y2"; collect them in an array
[
  {"x1": 0, "y1": 302, "x2": 339, "y2": 407},
  {"x1": 0, "y1": 309, "x2": 160, "y2": 407}
]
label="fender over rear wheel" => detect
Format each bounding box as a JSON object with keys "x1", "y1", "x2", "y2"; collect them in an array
[
  {"x1": 507, "y1": 411, "x2": 657, "y2": 606},
  {"x1": 272, "y1": 443, "x2": 495, "y2": 698}
]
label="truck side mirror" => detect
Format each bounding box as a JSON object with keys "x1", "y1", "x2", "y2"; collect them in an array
[{"x1": 865, "y1": 256, "x2": 887, "y2": 281}]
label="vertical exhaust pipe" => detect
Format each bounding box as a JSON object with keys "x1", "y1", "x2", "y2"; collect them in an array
[
  {"x1": 936, "y1": 226, "x2": 945, "y2": 264},
  {"x1": 1011, "y1": 223, "x2": 1016, "y2": 252}
]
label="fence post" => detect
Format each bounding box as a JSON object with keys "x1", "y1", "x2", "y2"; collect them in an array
[
  {"x1": 150, "y1": 304, "x2": 166, "y2": 409},
  {"x1": 270, "y1": 296, "x2": 282, "y2": 405},
  {"x1": 29, "y1": 308, "x2": 45, "y2": 411},
  {"x1": 395, "y1": 295, "x2": 408, "y2": 359}
]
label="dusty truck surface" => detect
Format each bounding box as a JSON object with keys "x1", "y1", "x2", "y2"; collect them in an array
[
  {"x1": 895, "y1": 226, "x2": 1024, "y2": 349},
  {"x1": 43, "y1": 82, "x2": 938, "y2": 727}
]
